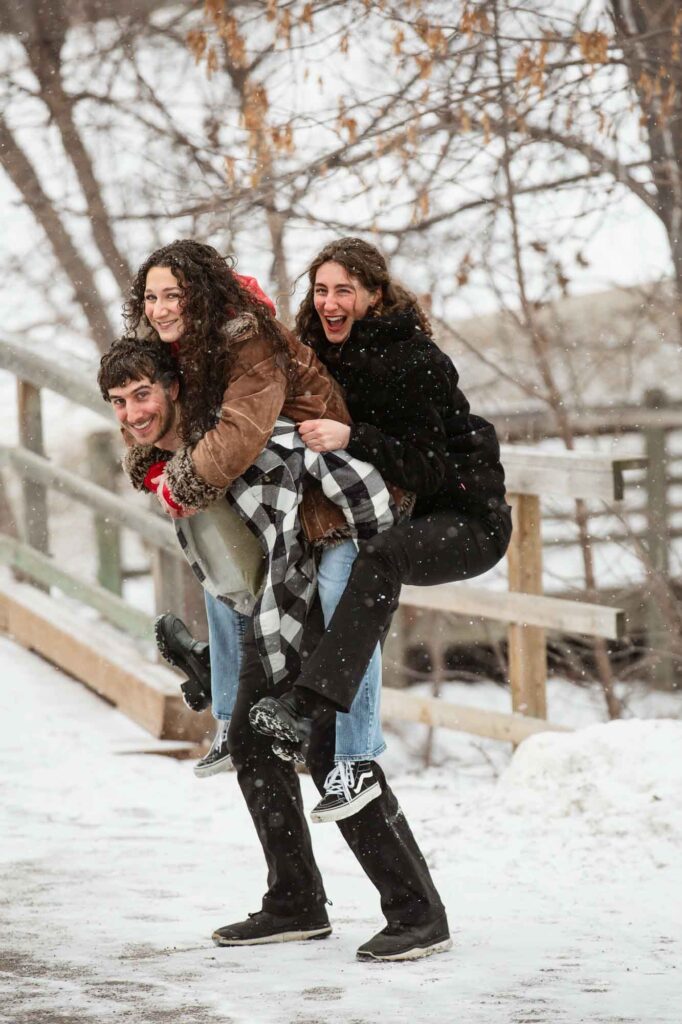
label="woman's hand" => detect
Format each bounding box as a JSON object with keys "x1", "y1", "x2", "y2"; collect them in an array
[{"x1": 298, "y1": 419, "x2": 351, "y2": 453}]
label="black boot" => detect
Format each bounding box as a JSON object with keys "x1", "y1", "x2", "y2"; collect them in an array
[
  {"x1": 356, "y1": 915, "x2": 452, "y2": 962},
  {"x1": 154, "y1": 614, "x2": 211, "y2": 712},
  {"x1": 212, "y1": 908, "x2": 332, "y2": 946},
  {"x1": 249, "y1": 688, "x2": 334, "y2": 747},
  {"x1": 271, "y1": 739, "x2": 306, "y2": 765}
]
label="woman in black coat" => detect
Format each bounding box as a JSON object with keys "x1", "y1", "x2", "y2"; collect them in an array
[{"x1": 251, "y1": 236, "x2": 512, "y2": 811}]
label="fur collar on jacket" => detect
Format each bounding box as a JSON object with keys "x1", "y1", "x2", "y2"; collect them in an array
[
  {"x1": 122, "y1": 443, "x2": 173, "y2": 491},
  {"x1": 220, "y1": 312, "x2": 260, "y2": 343}
]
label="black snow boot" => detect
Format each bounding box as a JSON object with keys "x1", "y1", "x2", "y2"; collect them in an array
[
  {"x1": 249, "y1": 687, "x2": 334, "y2": 747},
  {"x1": 271, "y1": 739, "x2": 307, "y2": 765},
  {"x1": 154, "y1": 614, "x2": 211, "y2": 712}
]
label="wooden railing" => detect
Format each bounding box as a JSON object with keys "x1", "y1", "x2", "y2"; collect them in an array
[
  {"x1": 497, "y1": 393, "x2": 682, "y2": 553},
  {"x1": 402, "y1": 394, "x2": 682, "y2": 694},
  {"x1": 383, "y1": 448, "x2": 645, "y2": 745},
  {"x1": 0, "y1": 336, "x2": 646, "y2": 745}
]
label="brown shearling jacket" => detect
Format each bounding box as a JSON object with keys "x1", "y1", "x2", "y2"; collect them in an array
[{"x1": 124, "y1": 316, "x2": 357, "y2": 543}]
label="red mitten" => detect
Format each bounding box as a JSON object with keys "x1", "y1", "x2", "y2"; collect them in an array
[
  {"x1": 160, "y1": 482, "x2": 183, "y2": 513},
  {"x1": 143, "y1": 460, "x2": 168, "y2": 493},
  {"x1": 143, "y1": 461, "x2": 186, "y2": 514}
]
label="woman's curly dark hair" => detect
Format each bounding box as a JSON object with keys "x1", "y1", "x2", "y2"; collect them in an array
[
  {"x1": 123, "y1": 239, "x2": 295, "y2": 443},
  {"x1": 295, "y1": 236, "x2": 432, "y2": 350}
]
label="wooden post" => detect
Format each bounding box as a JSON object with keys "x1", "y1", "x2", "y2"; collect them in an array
[
  {"x1": 16, "y1": 380, "x2": 49, "y2": 555},
  {"x1": 423, "y1": 639, "x2": 444, "y2": 768},
  {"x1": 86, "y1": 430, "x2": 122, "y2": 595},
  {"x1": 152, "y1": 547, "x2": 208, "y2": 644},
  {"x1": 181, "y1": 558, "x2": 209, "y2": 642},
  {"x1": 0, "y1": 471, "x2": 19, "y2": 539},
  {"x1": 643, "y1": 389, "x2": 674, "y2": 689},
  {"x1": 506, "y1": 492, "x2": 547, "y2": 719},
  {"x1": 153, "y1": 547, "x2": 183, "y2": 621}
]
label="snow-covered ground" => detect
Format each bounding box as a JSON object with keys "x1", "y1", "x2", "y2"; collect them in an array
[{"x1": 2, "y1": 635, "x2": 681, "y2": 1024}]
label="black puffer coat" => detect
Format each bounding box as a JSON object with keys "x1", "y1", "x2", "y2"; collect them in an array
[{"x1": 313, "y1": 309, "x2": 507, "y2": 518}]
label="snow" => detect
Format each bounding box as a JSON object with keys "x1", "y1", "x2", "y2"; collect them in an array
[{"x1": 2, "y1": 635, "x2": 681, "y2": 1023}]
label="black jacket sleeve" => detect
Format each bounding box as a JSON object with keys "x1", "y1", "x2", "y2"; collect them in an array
[{"x1": 345, "y1": 366, "x2": 449, "y2": 495}]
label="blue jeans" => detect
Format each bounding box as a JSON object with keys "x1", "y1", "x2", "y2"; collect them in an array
[
  {"x1": 205, "y1": 592, "x2": 247, "y2": 722},
  {"x1": 317, "y1": 541, "x2": 385, "y2": 762},
  {"x1": 205, "y1": 540, "x2": 385, "y2": 761}
]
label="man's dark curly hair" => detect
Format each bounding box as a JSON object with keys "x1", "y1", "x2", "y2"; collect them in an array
[
  {"x1": 97, "y1": 336, "x2": 178, "y2": 402},
  {"x1": 295, "y1": 236, "x2": 432, "y2": 350},
  {"x1": 123, "y1": 239, "x2": 295, "y2": 442}
]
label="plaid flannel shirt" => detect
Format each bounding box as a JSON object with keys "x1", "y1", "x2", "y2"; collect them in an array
[{"x1": 176, "y1": 418, "x2": 400, "y2": 684}]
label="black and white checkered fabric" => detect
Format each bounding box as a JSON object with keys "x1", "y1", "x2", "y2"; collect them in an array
[{"x1": 179, "y1": 418, "x2": 399, "y2": 684}]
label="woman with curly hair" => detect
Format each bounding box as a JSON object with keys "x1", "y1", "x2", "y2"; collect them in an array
[
  {"x1": 251, "y1": 236, "x2": 512, "y2": 853},
  {"x1": 124, "y1": 239, "x2": 316, "y2": 511},
  {"x1": 121, "y1": 238, "x2": 448, "y2": 963}
]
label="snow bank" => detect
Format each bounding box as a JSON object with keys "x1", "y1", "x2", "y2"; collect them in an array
[{"x1": 497, "y1": 719, "x2": 682, "y2": 842}]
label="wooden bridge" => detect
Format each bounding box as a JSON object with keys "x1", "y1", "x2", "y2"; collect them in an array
[{"x1": 0, "y1": 336, "x2": 650, "y2": 751}]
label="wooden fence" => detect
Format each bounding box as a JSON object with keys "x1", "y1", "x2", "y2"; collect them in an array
[
  {"x1": 0, "y1": 336, "x2": 647, "y2": 747},
  {"x1": 498, "y1": 392, "x2": 682, "y2": 552}
]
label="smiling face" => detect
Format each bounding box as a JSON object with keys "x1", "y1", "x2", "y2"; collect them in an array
[
  {"x1": 144, "y1": 266, "x2": 186, "y2": 343},
  {"x1": 108, "y1": 375, "x2": 180, "y2": 449},
  {"x1": 313, "y1": 261, "x2": 380, "y2": 344}
]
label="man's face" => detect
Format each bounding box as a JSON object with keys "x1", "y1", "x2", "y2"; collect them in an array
[{"x1": 108, "y1": 375, "x2": 179, "y2": 447}]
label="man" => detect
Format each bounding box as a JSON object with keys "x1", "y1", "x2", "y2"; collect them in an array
[
  {"x1": 98, "y1": 336, "x2": 450, "y2": 963},
  {"x1": 96, "y1": 337, "x2": 235, "y2": 773}
]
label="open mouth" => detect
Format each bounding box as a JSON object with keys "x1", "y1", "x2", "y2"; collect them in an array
[
  {"x1": 324, "y1": 315, "x2": 347, "y2": 334},
  {"x1": 155, "y1": 320, "x2": 178, "y2": 331}
]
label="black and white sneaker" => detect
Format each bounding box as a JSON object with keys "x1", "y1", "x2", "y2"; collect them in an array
[
  {"x1": 212, "y1": 908, "x2": 332, "y2": 946},
  {"x1": 356, "y1": 915, "x2": 452, "y2": 962},
  {"x1": 310, "y1": 760, "x2": 381, "y2": 823},
  {"x1": 154, "y1": 614, "x2": 212, "y2": 712},
  {"x1": 194, "y1": 720, "x2": 231, "y2": 778}
]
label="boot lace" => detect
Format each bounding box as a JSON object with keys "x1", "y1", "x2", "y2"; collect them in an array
[
  {"x1": 209, "y1": 719, "x2": 230, "y2": 753},
  {"x1": 322, "y1": 761, "x2": 356, "y2": 801}
]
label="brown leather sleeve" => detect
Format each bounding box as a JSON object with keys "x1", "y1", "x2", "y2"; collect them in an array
[
  {"x1": 283, "y1": 339, "x2": 351, "y2": 427},
  {"x1": 188, "y1": 354, "x2": 289, "y2": 491},
  {"x1": 163, "y1": 328, "x2": 354, "y2": 510}
]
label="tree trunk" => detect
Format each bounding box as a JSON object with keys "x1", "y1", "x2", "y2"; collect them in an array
[
  {"x1": 0, "y1": 116, "x2": 115, "y2": 352},
  {"x1": 611, "y1": 0, "x2": 682, "y2": 332}
]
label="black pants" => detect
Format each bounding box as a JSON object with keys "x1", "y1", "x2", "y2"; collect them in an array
[
  {"x1": 297, "y1": 506, "x2": 513, "y2": 711},
  {"x1": 228, "y1": 620, "x2": 445, "y2": 927}
]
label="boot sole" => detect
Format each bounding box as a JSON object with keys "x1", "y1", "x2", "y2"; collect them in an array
[
  {"x1": 311, "y1": 782, "x2": 382, "y2": 823},
  {"x1": 356, "y1": 937, "x2": 452, "y2": 962},
  {"x1": 249, "y1": 699, "x2": 310, "y2": 745},
  {"x1": 153, "y1": 616, "x2": 185, "y2": 671},
  {"x1": 272, "y1": 744, "x2": 306, "y2": 765},
  {"x1": 212, "y1": 925, "x2": 332, "y2": 946}
]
